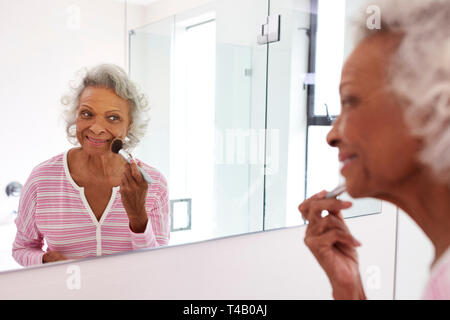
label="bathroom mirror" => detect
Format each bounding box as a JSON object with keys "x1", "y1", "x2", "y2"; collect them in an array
[
  {"x1": 0, "y1": 0, "x2": 380, "y2": 273},
  {"x1": 129, "y1": 0, "x2": 381, "y2": 245}
]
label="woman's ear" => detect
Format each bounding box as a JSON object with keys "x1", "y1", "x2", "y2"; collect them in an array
[{"x1": 125, "y1": 106, "x2": 133, "y2": 140}]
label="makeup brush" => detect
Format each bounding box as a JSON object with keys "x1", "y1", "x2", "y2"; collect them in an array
[
  {"x1": 111, "y1": 138, "x2": 153, "y2": 185},
  {"x1": 325, "y1": 183, "x2": 346, "y2": 199}
]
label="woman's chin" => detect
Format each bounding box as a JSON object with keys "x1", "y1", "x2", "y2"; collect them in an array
[
  {"x1": 79, "y1": 145, "x2": 110, "y2": 158},
  {"x1": 344, "y1": 180, "x2": 372, "y2": 199}
]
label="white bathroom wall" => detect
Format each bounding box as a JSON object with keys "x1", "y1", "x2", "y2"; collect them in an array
[
  {"x1": 143, "y1": 0, "x2": 212, "y2": 25},
  {"x1": 0, "y1": 0, "x2": 146, "y2": 272},
  {"x1": 395, "y1": 211, "x2": 434, "y2": 299},
  {"x1": 0, "y1": 202, "x2": 397, "y2": 299}
]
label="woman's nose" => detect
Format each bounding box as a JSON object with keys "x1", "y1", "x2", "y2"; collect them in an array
[
  {"x1": 89, "y1": 119, "x2": 106, "y2": 135},
  {"x1": 326, "y1": 117, "x2": 341, "y2": 147}
]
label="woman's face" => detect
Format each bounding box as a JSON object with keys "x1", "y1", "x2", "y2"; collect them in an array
[
  {"x1": 327, "y1": 33, "x2": 422, "y2": 198},
  {"x1": 76, "y1": 86, "x2": 131, "y2": 155}
]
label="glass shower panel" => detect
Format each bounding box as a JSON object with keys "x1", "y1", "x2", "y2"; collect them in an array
[
  {"x1": 129, "y1": 0, "x2": 269, "y2": 246},
  {"x1": 313, "y1": 0, "x2": 346, "y2": 116},
  {"x1": 213, "y1": 0, "x2": 269, "y2": 240},
  {"x1": 264, "y1": 0, "x2": 312, "y2": 230},
  {"x1": 263, "y1": 0, "x2": 381, "y2": 230},
  {"x1": 129, "y1": 16, "x2": 174, "y2": 181},
  {"x1": 171, "y1": 12, "x2": 217, "y2": 244}
]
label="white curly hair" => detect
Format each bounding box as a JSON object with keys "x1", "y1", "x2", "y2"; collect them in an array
[
  {"x1": 60, "y1": 64, "x2": 150, "y2": 152},
  {"x1": 352, "y1": 0, "x2": 450, "y2": 184}
]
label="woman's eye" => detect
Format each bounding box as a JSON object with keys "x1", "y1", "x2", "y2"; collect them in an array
[
  {"x1": 341, "y1": 96, "x2": 358, "y2": 108},
  {"x1": 79, "y1": 110, "x2": 120, "y2": 121}
]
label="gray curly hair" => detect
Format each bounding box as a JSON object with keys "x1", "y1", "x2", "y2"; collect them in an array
[
  {"x1": 61, "y1": 64, "x2": 150, "y2": 152},
  {"x1": 353, "y1": 0, "x2": 450, "y2": 184}
]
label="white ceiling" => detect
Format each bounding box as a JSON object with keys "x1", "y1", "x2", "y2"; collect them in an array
[
  {"x1": 126, "y1": 0, "x2": 160, "y2": 5},
  {"x1": 109, "y1": 0, "x2": 160, "y2": 5}
]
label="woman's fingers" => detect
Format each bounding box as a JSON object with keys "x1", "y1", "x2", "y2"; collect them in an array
[
  {"x1": 303, "y1": 203, "x2": 361, "y2": 251},
  {"x1": 130, "y1": 159, "x2": 144, "y2": 184},
  {"x1": 305, "y1": 228, "x2": 361, "y2": 253},
  {"x1": 298, "y1": 190, "x2": 326, "y2": 220},
  {"x1": 307, "y1": 228, "x2": 361, "y2": 267},
  {"x1": 306, "y1": 213, "x2": 349, "y2": 237},
  {"x1": 43, "y1": 251, "x2": 69, "y2": 263},
  {"x1": 299, "y1": 191, "x2": 363, "y2": 296},
  {"x1": 122, "y1": 160, "x2": 144, "y2": 188},
  {"x1": 305, "y1": 229, "x2": 353, "y2": 248},
  {"x1": 122, "y1": 162, "x2": 136, "y2": 188},
  {"x1": 300, "y1": 198, "x2": 352, "y2": 223}
]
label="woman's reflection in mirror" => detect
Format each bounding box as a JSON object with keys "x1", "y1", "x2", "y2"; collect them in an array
[{"x1": 12, "y1": 64, "x2": 170, "y2": 266}]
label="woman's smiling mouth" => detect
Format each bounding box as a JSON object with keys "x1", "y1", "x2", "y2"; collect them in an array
[
  {"x1": 86, "y1": 136, "x2": 109, "y2": 146},
  {"x1": 339, "y1": 153, "x2": 358, "y2": 174}
]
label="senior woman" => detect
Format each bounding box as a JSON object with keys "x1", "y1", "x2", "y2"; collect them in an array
[
  {"x1": 299, "y1": 0, "x2": 450, "y2": 299},
  {"x1": 12, "y1": 64, "x2": 170, "y2": 266}
]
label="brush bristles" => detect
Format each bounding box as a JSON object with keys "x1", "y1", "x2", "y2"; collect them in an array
[{"x1": 111, "y1": 138, "x2": 123, "y2": 154}]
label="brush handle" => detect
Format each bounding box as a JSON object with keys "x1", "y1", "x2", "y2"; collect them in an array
[
  {"x1": 137, "y1": 166, "x2": 153, "y2": 185},
  {"x1": 118, "y1": 150, "x2": 153, "y2": 185},
  {"x1": 325, "y1": 184, "x2": 346, "y2": 199}
]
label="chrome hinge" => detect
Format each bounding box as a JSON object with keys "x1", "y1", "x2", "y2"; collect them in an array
[{"x1": 257, "y1": 14, "x2": 281, "y2": 45}]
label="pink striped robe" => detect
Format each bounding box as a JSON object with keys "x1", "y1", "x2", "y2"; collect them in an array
[
  {"x1": 12, "y1": 150, "x2": 170, "y2": 266},
  {"x1": 423, "y1": 247, "x2": 450, "y2": 300}
]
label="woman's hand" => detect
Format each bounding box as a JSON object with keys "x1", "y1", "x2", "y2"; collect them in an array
[
  {"x1": 298, "y1": 190, "x2": 366, "y2": 300},
  {"x1": 120, "y1": 159, "x2": 149, "y2": 233},
  {"x1": 42, "y1": 251, "x2": 69, "y2": 263}
]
